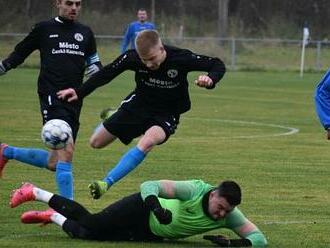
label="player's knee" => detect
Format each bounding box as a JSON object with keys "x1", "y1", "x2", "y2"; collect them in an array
[
  {"x1": 89, "y1": 136, "x2": 103, "y2": 149},
  {"x1": 47, "y1": 160, "x2": 57, "y2": 171},
  {"x1": 137, "y1": 138, "x2": 157, "y2": 153}
]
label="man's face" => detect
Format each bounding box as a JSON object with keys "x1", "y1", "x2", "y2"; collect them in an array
[
  {"x1": 208, "y1": 191, "x2": 235, "y2": 220},
  {"x1": 138, "y1": 44, "x2": 166, "y2": 70},
  {"x1": 57, "y1": 0, "x2": 81, "y2": 21},
  {"x1": 137, "y1": 10, "x2": 147, "y2": 23}
]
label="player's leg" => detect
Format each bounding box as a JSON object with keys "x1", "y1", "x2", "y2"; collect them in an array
[
  {"x1": 78, "y1": 192, "x2": 155, "y2": 241},
  {"x1": 90, "y1": 113, "x2": 178, "y2": 199},
  {"x1": 89, "y1": 123, "x2": 117, "y2": 149},
  {"x1": 55, "y1": 141, "x2": 74, "y2": 199},
  {"x1": 10, "y1": 183, "x2": 95, "y2": 239},
  {"x1": 89, "y1": 108, "x2": 148, "y2": 199},
  {"x1": 42, "y1": 95, "x2": 81, "y2": 201},
  {"x1": 0, "y1": 142, "x2": 49, "y2": 177},
  {"x1": 101, "y1": 125, "x2": 165, "y2": 186}
]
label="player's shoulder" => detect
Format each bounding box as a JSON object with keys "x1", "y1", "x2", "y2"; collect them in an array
[
  {"x1": 125, "y1": 49, "x2": 140, "y2": 60},
  {"x1": 74, "y1": 21, "x2": 93, "y2": 32},
  {"x1": 32, "y1": 18, "x2": 56, "y2": 30},
  {"x1": 165, "y1": 45, "x2": 194, "y2": 58}
]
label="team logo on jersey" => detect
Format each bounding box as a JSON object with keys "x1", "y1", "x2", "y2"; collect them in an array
[
  {"x1": 167, "y1": 69, "x2": 178, "y2": 78},
  {"x1": 74, "y1": 33, "x2": 84, "y2": 42}
]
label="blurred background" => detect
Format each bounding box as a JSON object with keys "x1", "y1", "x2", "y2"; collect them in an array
[{"x1": 1, "y1": 0, "x2": 330, "y2": 71}]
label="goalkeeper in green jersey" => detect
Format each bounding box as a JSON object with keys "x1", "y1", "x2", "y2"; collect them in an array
[{"x1": 10, "y1": 179, "x2": 267, "y2": 247}]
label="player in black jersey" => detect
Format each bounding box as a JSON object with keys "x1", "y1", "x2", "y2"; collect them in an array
[
  {"x1": 58, "y1": 30, "x2": 226, "y2": 199},
  {"x1": 0, "y1": 0, "x2": 101, "y2": 218}
]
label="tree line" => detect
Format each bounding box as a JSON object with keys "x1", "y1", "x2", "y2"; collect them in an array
[{"x1": 0, "y1": 0, "x2": 329, "y2": 39}]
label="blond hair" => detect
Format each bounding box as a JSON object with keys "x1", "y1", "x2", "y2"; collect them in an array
[{"x1": 135, "y1": 30, "x2": 162, "y2": 55}]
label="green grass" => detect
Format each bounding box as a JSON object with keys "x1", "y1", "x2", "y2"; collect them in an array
[{"x1": 0, "y1": 69, "x2": 329, "y2": 247}]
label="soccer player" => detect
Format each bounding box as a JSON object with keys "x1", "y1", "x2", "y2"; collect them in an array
[
  {"x1": 57, "y1": 30, "x2": 226, "y2": 199},
  {"x1": 10, "y1": 179, "x2": 268, "y2": 247},
  {"x1": 120, "y1": 8, "x2": 155, "y2": 54},
  {"x1": 315, "y1": 69, "x2": 330, "y2": 139},
  {"x1": 0, "y1": 0, "x2": 101, "y2": 216}
]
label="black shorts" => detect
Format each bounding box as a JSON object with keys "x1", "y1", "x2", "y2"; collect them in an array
[
  {"x1": 51, "y1": 193, "x2": 162, "y2": 241},
  {"x1": 93, "y1": 193, "x2": 162, "y2": 241},
  {"x1": 103, "y1": 107, "x2": 180, "y2": 145},
  {"x1": 39, "y1": 94, "x2": 82, "y2": 141}
]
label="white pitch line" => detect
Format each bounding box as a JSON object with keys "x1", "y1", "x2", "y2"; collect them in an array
[
  {"x1": 184, "y1": 117, "x2": 299, "y2": 139},
  {"x1": 264, "y1": 220, "x2": 330, "y2": 225},
  {"x1": 0, "y1": 232, "x2": 56, "y2": 240},
  {"x1": 4, "y1": 118, "x2": 299, "y2": 142}
]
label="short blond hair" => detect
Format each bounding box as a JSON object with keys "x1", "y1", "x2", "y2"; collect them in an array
[{"x1": 135, "y1": 30, "x2": 162, "y2": 55}]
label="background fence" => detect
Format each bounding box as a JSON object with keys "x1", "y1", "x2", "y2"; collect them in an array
[{"x1": 1, "y1": 33, "x2": 329, "y2": 72}]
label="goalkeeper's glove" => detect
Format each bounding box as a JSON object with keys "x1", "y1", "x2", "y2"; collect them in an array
[
  {"x1": 145, "y1": 195, "x2": 172, "y2": 225},
  {"x1": 203, "y1": 235, "x2": 252, "y2": 247},
  {"x1": 0, "y1": 61, "x2": 7, "y2": 75},
  {"x1": 85, "y1": 62, "x2": 102, "y2": 78}
]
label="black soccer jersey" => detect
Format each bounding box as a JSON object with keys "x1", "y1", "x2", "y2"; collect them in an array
[
  {"x1": 77, "y1": 45, "x2": 226, "y2": 114},
  {"x1": 3, "y1": 16, "x2": 99, "y2": 95}
]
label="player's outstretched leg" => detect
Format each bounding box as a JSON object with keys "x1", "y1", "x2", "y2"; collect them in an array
[
  {"x1": 0, "y1": 142, "x2": 9, "y2": 177},
  {"x1": 10, "y1": 183, "x2": 36, "y2": 208},
  {"x1": 88, "y1": 147, "x2": 146, "y2": 199},
  {"x1": 0, "y1": 142, "x2": 49, "y2": 178}
]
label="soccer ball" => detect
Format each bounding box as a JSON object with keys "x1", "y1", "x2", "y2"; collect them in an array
[{"x1": 41, "y1": 119, "x2": 72, "y2": 150}]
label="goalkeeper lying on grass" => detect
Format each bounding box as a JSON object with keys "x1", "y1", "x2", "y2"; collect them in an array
[{"x1": 10, "y1": 179, "x2": 267, "y2": 247}]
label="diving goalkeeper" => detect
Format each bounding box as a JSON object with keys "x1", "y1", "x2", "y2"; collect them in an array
[{"x1": 10, "y1": 179, "x2": 267, "y2": 247}]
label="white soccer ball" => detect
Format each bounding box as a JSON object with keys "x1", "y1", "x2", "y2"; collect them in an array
[{"x1": 41, "y1": 119, "x2": 72, "y2": 150}]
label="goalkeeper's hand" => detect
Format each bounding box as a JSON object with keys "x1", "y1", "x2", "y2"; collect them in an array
[
  {"x1": 203, "y1": 235, "x2": 252, "y2": 247},
  {"x1": 85, "y1": 63, "x2": 101, "y2": 78},
  {"x1": 0, "y1": 61, "x2": 7, "y2": 75},
  {"x1": 203, "y1": 235, "x2": 230, "y2": 247},
  {"x1": 153, "y1": 207, "x2": 172, "y2": 225},
  {"x1": 145, "y1": 195, "x2": 172, "y2": 225}
]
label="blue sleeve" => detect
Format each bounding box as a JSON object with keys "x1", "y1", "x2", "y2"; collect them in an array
[
  {"x1": 121, "y1": 24, "x2": 133, "y2": 54},
  {"x1": 315, "y1": 69, "x2": 330, "y2": 129}
]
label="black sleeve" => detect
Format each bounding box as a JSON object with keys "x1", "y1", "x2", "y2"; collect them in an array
[
  {"x1": 85, "y1": 28, "x2": 98, "y2": 60},
  {"x1": 184, "y1": 51, "x2": 226, "y2": 89},
  {"x1": 76, "y1": 51, "x2": 136, "y2": 99},
  {"x1": 3, "y1": 24, "x2": 40, "y2": 70}
]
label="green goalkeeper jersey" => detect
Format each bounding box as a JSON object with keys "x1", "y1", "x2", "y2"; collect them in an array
[{"x1": 140, "y1": 180, "x2": 267, "y2": 247}]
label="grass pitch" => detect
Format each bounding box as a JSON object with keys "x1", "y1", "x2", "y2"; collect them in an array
[{"x1": 0, "y1": 69, "x2": 329, "y2": 247}]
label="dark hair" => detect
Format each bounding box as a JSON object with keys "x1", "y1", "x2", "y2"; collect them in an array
[
  {"x1": 217, "y1": 181, "x2": 241, "y2": 206},
  {"x1": 138, "y1": 8, "x2": 147, "y2": 12}
]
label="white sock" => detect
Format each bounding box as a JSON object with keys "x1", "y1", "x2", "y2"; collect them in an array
[
  {"x1": 33, "y1": 187, "x2": 54, "y2": 203},
  {"x1": 50, "y1": 212, "x2": 67, "y2": 227}
]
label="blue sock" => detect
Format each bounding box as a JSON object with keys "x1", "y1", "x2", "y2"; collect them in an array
[
  {"x1": 104, "y1": 147, "x2": 146, "y2": 186},
  {"x1": 3, "y1": 146, "x2": 48, "y2": 168},
  {"x1": 56, "y1": 161, "x2": 73, "y2": 200}
]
